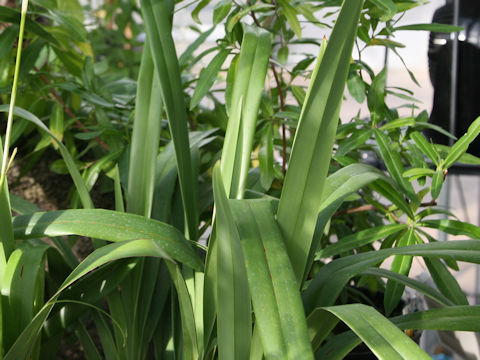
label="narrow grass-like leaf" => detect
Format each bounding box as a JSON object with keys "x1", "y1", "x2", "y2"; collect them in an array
[
  {"x1": 410, "y1": 131, "x2": 441, "y2": 167},
  {"x1": 166, "y1": 262, "x2": 199, "y2": 360},
  {"x1": 392, "y1": 305, "x2": 480, "y2": 331},
  {"x1": 306, "y1": 307, "x2": 339, "y2": 352},
  {"x1": 190, "y1": 47, "x2": 230, "y2": 110},
  {"x1": 230, "y1": 199, "x2": 313, "y2": 359},
  {"x1": 316, "y1": 224, "x2": 406, "y2": 259},
  {"x1": 74, "y1": 322, "x2": 103, "y2": 360},
  {"x1": 431, "y1": 168, "x2": 443, "y2": 199},
  {"x1": 5, "y1": 238, "x2": 196, "y2": 360},
  {"x1": 13, "y1": 209, "x2": 203, "y2": 271},
  {"x1": 277, "y1": 0, "x2": 302, "y2": 38},
  {"x1": 443, "y1": 115, "x2": 480, "y2": 168},
  {"x1": 277, "y1": 0, "x2": 363, "y2": 283},
  {"x1": 322, "y1": 304, "x2": 430, "y2": 359},
  {"x1": 361, "y1": 268, "x2": 455, "y2": 307},
  {"x1": 384, "y1": 227, "x2": 416, "y2": 315},
  {"x1": 369, "y1": 0, "x2": 397, "y2": 21},
  {"x1": 212, "y1": 165, "x2": 251, "y2": 359},
  {"x1": 318, "y1": 306, "x2": 480, "y2": 359},
  {"x1": 140, "y1": 0, "x2": 198, "y2": 240},
  {"x1": 220, "y1": 25, "x2": 271, "y2": 199},
  {"x1": 0, "y1": 105, "x2": 93, "y2": 209},
  {"x1": 379, "y1": 117, "x2": 415, "y2": 130},
  {"x1": 374, "y1": 128, "x2": 417, "y2": 203},
  {"x1": 2, "y1": 242, "x2": 49, "y2": 352},
  {"x1": 424, "y1": 257, "x2": 468, "y2": 305},
  {"x1": 403, "y1": 167, "x2": 436, "y2": 178},
  {"x1": 420, "y1": 219, "x2": 480, "y2": 238},
  {"x1": 303, "y1": 239, "x2": 480, "y2": 313},
  {"x1": 127, "y1": 42, "x2": 162, "y2": 217},
  {"x1": 179, "y1": 26, "x2": 215, "y2": 68},
  {"x1": 394, "y1": 23, "x2": 463, "y2": 33},
  {"x1": 370, "y1": 179, "x2": 415, "y2": 219},
  {"x1": 259, "y1": 123, "x2": 274, "y2": 189}
]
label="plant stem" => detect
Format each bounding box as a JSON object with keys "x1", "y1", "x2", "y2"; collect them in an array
[{"x1": 0, "y1": 0, "x2": 29, "y2": 193}]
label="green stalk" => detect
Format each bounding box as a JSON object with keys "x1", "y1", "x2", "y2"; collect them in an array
[{"x1": 0, "y1": 0, "x2": 29, "y2": 199}]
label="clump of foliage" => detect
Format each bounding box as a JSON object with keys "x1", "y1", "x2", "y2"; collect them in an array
[{"x1": 1, "y1": 0, "x2": 480, "y2": 359}]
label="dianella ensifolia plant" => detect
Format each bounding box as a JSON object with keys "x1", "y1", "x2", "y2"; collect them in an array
[{"x1": 2, "y1": 0, "x2": 480, "y2": 359}]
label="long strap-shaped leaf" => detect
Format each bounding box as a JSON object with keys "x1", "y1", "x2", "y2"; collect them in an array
[
  {"x1": 321, "y1": 304, "x2": 430, "y2": 360},
  {"x1": 303, "y1": 239, "x2": 480, "y2": 313},
  {"x1": 277, "y1": 0, "x2": 363, "y2": 283},
  {"x1": 316, "y1": 305, "x2": 480, "y2": 359},
  {"x1": 12, "y1": 209, "x2": 203, "y2": 271},
  {"x1": 4, "y1": 238, "x2": 195, "y2": 360},
  {"x1": 127, "y1": 41, "x2": 162, "y2": 217},
  {"x1": 220, "y1": 25, "x2": 271, "y2": 199},
  {"x1": 229, "y1": 198, "x2": 313, "y2": 359},
  {"x1": 212, "y1": 165, "x2": 251, "y2": 359},
  {"x1": 140, "y1": 0, "x2": 198, "y2": 240}
]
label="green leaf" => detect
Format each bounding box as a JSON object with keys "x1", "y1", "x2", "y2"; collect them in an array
[
  {"x1": 443, "y1": 116, "x2": 480, "y2": 168},
  {"x1": 421, "y1": 219, "x2": 480, "y2": 239},
  {"x1": 321, "y1": 304, "x2": 430, "y2": 359},
  {"x1": 361, "y1": 267, "x2": 455, "y2": 307},
  {"x1": 392, "y1": 305, "x2": 480, "y2": 332},
  {"x1": 213, "y1": 0, "x2": 231, "y2": 25},
  {"x1": 370, "y1": 179, "x2": 414, "y2": 219},
  {"x1": 278, "y1": 0, "x2": 302, "y2": 38},
  {"x1": 220, "y1": 25, "x2": 271, "y2": 199},
  {"x1": 374, "y1": 128, "x2": 418, "y2": 203},
  {"x1": 369, "y1": 0, "x2": 397, "y2": 21},
  {"x1": 424, "y1": 257, "x2": 468, "y2": 306},
  {"x1": 230, "y1": 199, "x2": 313, "y2": 359},
  {"x1": 127, "y1": 42, "x2": 162, "y2": 217},
  {"x1": 402, "y1": 167, "x2": 436, "y2": 178},
  {"x1": 5, "y1": 237, "x2": 198, "y2": 359},
  {"x1": 347, "y1": 72, "x2": 366, "y2": 103},
  {"x1": 384, "y1": 228, "x2": 416, "y2": 315},
  {"x1": 379, "y1": 117, "x2": 415, "y2": 130},
  {"x1": 13, "y1": 209, "x2": 203, "y2": 271},
  {"x1": 191, "y1": 0, "x2": 211, "y2": 24},
  {"x1": 259, "y1": 123, "x2": 274, "y2": 189},
  {"x1": 140, "y1": 0, "x2": 199, "y2": 240},
  {"x1": 318, "y1": 305, "x2": 480, "y2": 359},
  {"x1": 431, "y1": 168, "x2": 443, "y2": 200},
  {"x1": 212, "y1": 165, "x2": 251, "y2": 359},
  {"x1": 0, "y1": 26, "x2": 17, "y2": 60},
  {"x1": 277, "y1": 1, "x2": 363, "y2": 283},
  {"x1": 394, "y1": 23, "x2": 463, "y2": 33},
  {"x1": 0, "y1": 105, "x2": 94, "y2": 210},
  {"x1": 190, "y1": 48, "x2": 230, "y2": 110},
  {"x1": 304, "y1": 239, "x2": 480, "y2": 313},
  {"x1": 317, "y1": 224, "x2": 406, "y2": 259},
  {"x1": 368, "y1": 68, "x2": 387, "y2": 124},
  {"x1": 49, "y1": 102, "x2": 64, "y2": 147},
  {"x1": 2, "y1": 242, "x2": 49, "y2": 352},
  {"x1": 277, "y1": 45, "x2": 289, "y2": 65},
  {"x1": 179, "y1": 27, "x2": 215, "y2": 68},
  {"x1": 410, "y1": 131, "x2": 439, "y2": 166}
]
